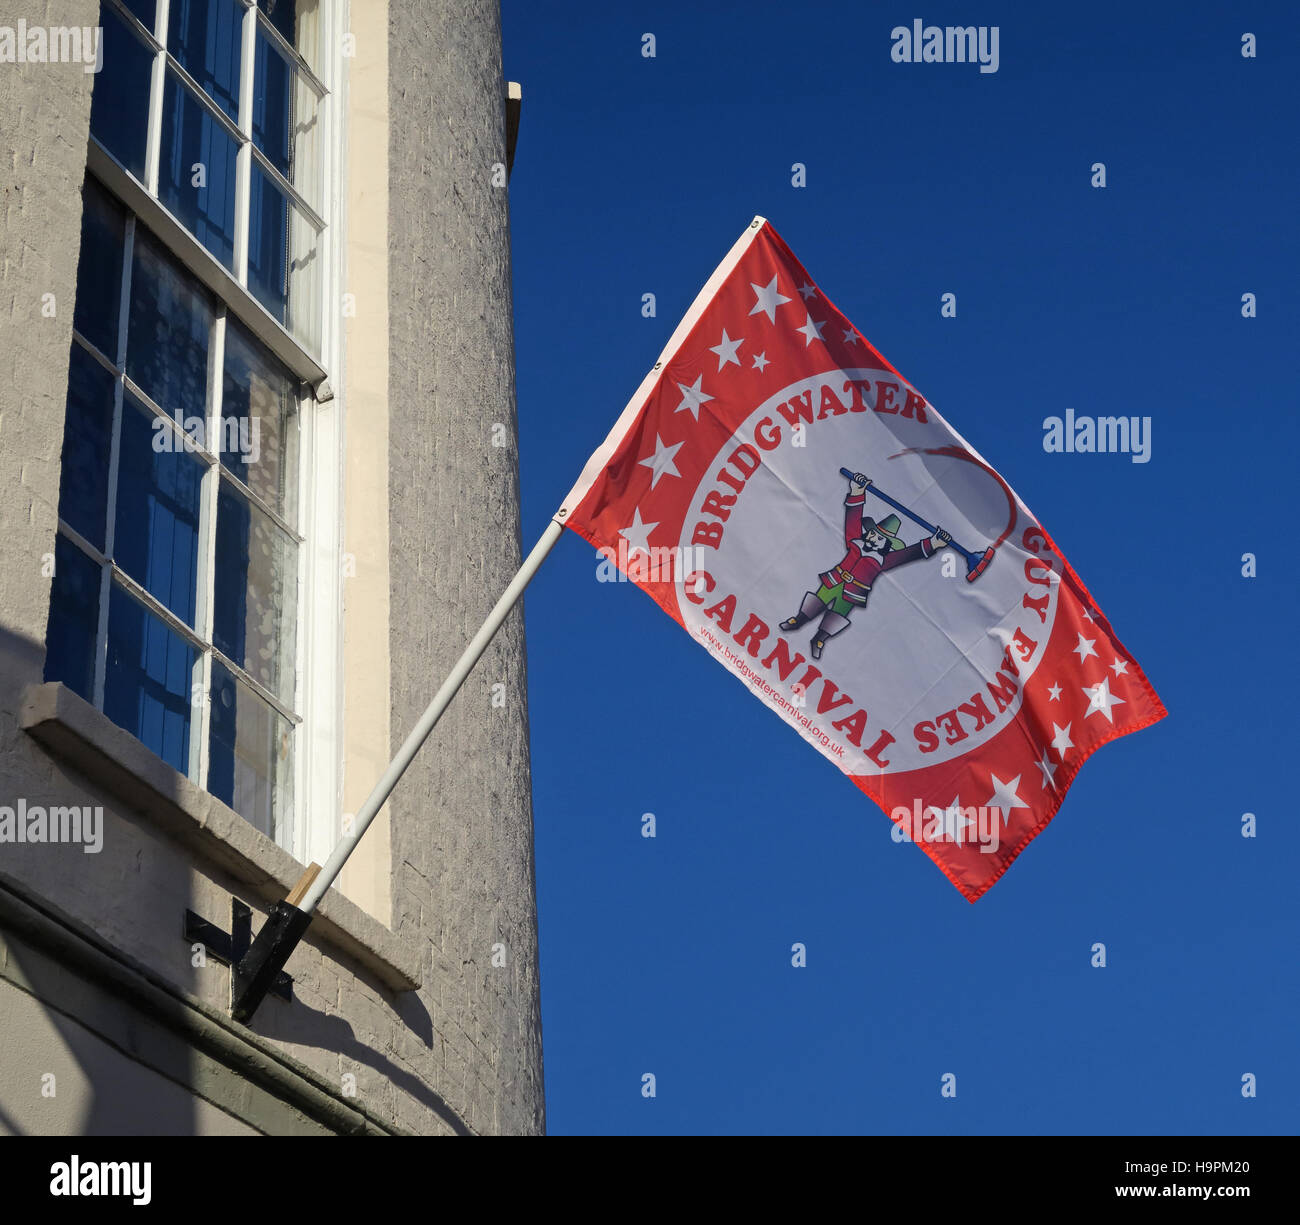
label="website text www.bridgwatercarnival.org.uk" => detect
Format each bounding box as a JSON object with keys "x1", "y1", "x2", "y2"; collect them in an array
[{"x1": 698, "y1": 625, "x2": 846, "y2": 755}]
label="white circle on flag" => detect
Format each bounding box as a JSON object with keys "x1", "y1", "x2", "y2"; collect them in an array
[{"x1": 675, "y1": 369, "x2": 1058, "y2": 775}]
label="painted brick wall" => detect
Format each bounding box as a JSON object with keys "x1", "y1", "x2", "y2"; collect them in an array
[
  {"x1": 0, "y1": 0, "x2": 98, "y2": 689},
  {"x1": 384, "y1": 0, "x2": 545, "y2": 1135}
]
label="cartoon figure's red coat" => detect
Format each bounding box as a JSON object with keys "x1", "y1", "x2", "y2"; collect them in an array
[{"x1": 817, "y1": 492, "x2": 935, "y2": 606}]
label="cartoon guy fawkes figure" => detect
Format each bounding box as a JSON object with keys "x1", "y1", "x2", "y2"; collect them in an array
[{"x1": 781, "y1": 471, "x2": 952, "y2": 659}]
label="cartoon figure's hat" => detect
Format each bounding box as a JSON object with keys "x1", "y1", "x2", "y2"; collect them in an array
[{"x1": 862, "y1": 513, "x2": 905, "y2": 551}]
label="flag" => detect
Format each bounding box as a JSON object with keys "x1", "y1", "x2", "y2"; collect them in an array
[{"x1": 558, "y1": 217, "x2": 1166, "y2": 901}]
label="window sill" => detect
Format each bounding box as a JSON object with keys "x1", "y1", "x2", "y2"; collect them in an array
[{"x1": 19, "y1": 682, "x2": 420, "y2": 995}]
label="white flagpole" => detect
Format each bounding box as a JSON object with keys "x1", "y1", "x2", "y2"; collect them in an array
[
  {"x1": 231, "y1": 517, "x2": 565, "y2": 1020},
  {"x1": 297, "y1": 518, "x2": 565, "y2": 916},
  {"x1": 234, "y1": 218, "x2": 769, "y2": 1018}
]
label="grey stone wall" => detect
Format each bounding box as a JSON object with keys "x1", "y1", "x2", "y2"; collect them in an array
[
  {"x1": 385, "y1": 0, "x2": 545, "y2": 1135},
  {"x1": 0, "y1": 0, "x2": 98, "y2": 697}
]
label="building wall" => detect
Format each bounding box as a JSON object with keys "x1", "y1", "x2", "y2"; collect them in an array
[
  {"x1": 0, "y1": 0, "x2": 97, "y2": 701},
  {"x1": 385, "y1": 0, "x2": 545, "y2": 1136},
  {"x1": 0, "y1": 0, "x2": 544, "y2": 1135}
]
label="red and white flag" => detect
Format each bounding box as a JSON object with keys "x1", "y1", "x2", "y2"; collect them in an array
[{"x1": 558, "y1": 218, "x2": 1166, "y2": 901}]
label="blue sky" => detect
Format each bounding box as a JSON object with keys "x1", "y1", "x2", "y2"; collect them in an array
[{"x1": 500, "y1": 1, "x2": 1298, "y2": 1134}]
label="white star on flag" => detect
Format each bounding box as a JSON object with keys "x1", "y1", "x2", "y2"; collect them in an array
[
  {"x1": 709, "y1": 328, "x2": 743, "y2": 371},
  {"x1": 1036, "y1": 749, "x2": 1058, "y2": 791},
  {"x1": 1051, "y1": 722, "x2": 1074, "y2": 759},
  {"x1": 842, "y1": 327, "x2": 859, "y2": 344},
  {"x1": 1073, "y1": 633, "x2": 1098, "y2": 662},
  {"x1": 797, "y1": 281, "x2": 818, "y2": 301},
  {"x1": 984, "y1": 773, "x2": 1029, "y2": 825},
  {"x1": 637, "y1": 434, "x2": 683, "y2": 489},
  {"x1": 795, "y1": 311, "x2": 826, "y2": 347},
  {"x1": 1110, "y1": 658, "x2": 1129, "y2": 676},
  {"x1": 674, "y1": 374, "x2": 714, "y2": 421},
  {"x1": 929, "y1": 797, "x2": 974, "y2": 846},
  {"x1": 1047, "y1": 683, "x2": 1062, "y2": 701},
  {"x1": 748, "y1": 276, "x2": 791, "y2": 323},
  {"x1": 618, "y1": 507, "x2": 658, "y2": 556},
  {"x1": 751, "y1": 352, "x2": 770, "y2": 372},
  {"x1": 1082, "y1": 678, "x2": 1126, "y2": 724}
]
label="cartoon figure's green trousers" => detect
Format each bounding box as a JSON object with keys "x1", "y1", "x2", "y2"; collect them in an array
[
  {"x1": 814, "y1": 582, "x2": 856, "y2": 616},
  {"x1": 780, "y1": 585, "x2": 856, "y2": 660}
]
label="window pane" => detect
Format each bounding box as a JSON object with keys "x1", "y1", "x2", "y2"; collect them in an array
[
  {"x1": 167, "y1": 0, "x2": 243, "y2": 124},
  {"x1": 127, "y1": 227, "x2": 213, "y2": 422},
  {"x1": 246, "y1": 166, "x2": 287, "y2": 323},
  {"x1": 89, "y1": 8, "x2": 154, "y2": 180},
  {"x1": 72, "y1": 177, "x2": 126, "y2": 360},
  {"x1": 258, "y1": 0, "x2": 319, "y2": 72},
  {"x1": 253, "y1": 33, "x2": 320, "y2": 208},
  {"x1": 159, "y1": 71, "x2": 239, "y2": 268},
  {"x1": 222, "y1": 320, "x2": 299, "y2": 526},
  {"x1": 248, "y1": 165, "x2": 321, "y2": 350},
  {"x1": 208, "y1": 659, "x2": 293, "y2": 842},
  {"x1": 104, "y1": 583, "x2": 196, "y2": 776},
  {"x1": 44, "y1": 536, "x2": 103, "y2": 702},
  {"x1": 213, "y1": 482, "x2": 297, "y2": 706},
  {"x1": 121, "y1": 0, "x2": 156, "y2": 29},
  {"x1": 114, "y1": 397, "x2": 204, "y2": 628},
  {"x1": 58, "y1": 345, "x2": 116, "y2": 551}
]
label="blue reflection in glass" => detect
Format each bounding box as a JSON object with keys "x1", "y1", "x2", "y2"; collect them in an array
[
  {"x1": 126, "y1": 228, "x2": 213, "y2": 421},
  {"x1": 44, "y1": 536, "x2": 103, "y2": 702},
  {"x1": 72, "y1": 177, "x2": 126, "y2": 360},
  {"x1": 247, "y1": 167, "x2": 289, "y2": 325},
  {"x1": 121, "y1": 0, "x2": 156, "y2": 29},
  {"x1": 114, "y1": 398, "x2": 203, "y2": 628},
  {"x1": 257, "y1": 0, "x2": 298, "y2": 51},
  {"x1": 104, "y1": 584, "x2": 195, "y2": 775},
  {"x1": 212, "y1": 481, "x2": 251, "y2": 666},
  {"x1": 58, "y1": 345, "x2": 115, "y2": 552},
  {"x1": 159, "y1": 72, "x2": 238, "y2": 268},
  {"x1": 253, "y1": 33, "x2": 292, "y2": 181},
  {"x1": 167, "y1": 0, "x2": 243, "y2": 123},
  {"x1": 89, "y1": 8, "x2": 154, "y2": 180}
]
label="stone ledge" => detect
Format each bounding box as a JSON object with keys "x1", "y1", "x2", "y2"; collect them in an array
[{"x1": 19, "y1": 682, "x2": 421, "y2": 995}]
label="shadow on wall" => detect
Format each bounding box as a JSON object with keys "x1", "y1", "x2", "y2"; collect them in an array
[
  {"x1": 0, "y1": 955, "x2": 228, "y2": 1135},
  {"x1": 251, "y1": 962, "x2": 471, "y2": 1136},
  {"x1": 0, "y1": 622, "x2": 210, "y2": 1134}
]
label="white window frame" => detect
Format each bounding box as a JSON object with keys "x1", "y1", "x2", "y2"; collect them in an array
[{"x1": 61, "y1": 0, "x2": 348, "y2": 865}]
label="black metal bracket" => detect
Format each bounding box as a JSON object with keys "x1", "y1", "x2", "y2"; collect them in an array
[
  {"x1": 230, "y1": 900, "x2": 312, "y2": 1023},
  {"x1": 184, "y1": 897, "x2": 293, "y2": 1011}
]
